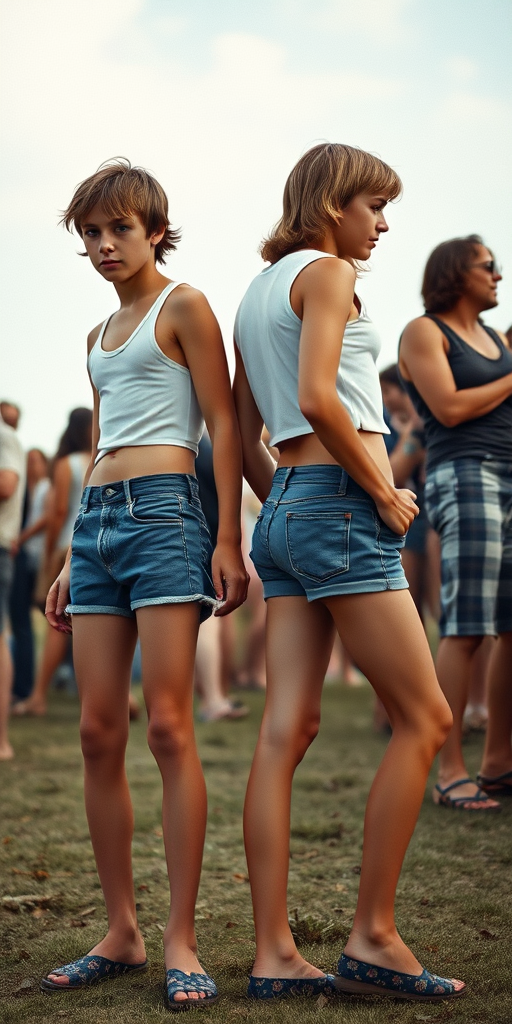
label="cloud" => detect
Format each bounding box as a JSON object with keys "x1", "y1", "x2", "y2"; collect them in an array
[{"x1": 280, "y1": 0, "x2": 414, "y2": 43}]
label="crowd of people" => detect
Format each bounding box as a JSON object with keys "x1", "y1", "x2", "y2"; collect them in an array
[{"x1": 0, "y1": 145, "x2": 510, "y2": 1008}]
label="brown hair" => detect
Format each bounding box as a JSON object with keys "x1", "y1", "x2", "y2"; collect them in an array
[
  {"x1": 61, "y1": 158, "x2": 181, "y2": 264},
  {"x1": 260, "y1": 143, "x2": 402, "y2": 264},
  {"x1": 379, "y1": 364, "x2": 403, "y2": 389},
  {"x1": 422, "y1": 234, "x2": 489, "y2": 314}
]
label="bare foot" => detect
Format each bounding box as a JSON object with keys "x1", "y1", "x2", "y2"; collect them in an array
[
  {"x1": 11, "y1": 699, "x2": 47, "y2": 717},
  {"x1": 344, "y1": 930, "x2": 422, "y2": 976},
  {"x1": 46, "y1": 932, "x2": 146, "y2": 986},
  {"x1": 0, "y1": 742, "x2": 14, "y2": 761},
  {"x1": 251, "y1": 951, "x2": 327, "y2": 981},
  {"x1": 164, "y1": 935, "x2": 212, "y2": 1004}
]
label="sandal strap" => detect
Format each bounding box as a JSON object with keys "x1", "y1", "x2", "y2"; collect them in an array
[
  {"x1": 435, "y1": 778, "x2": 473, "y2": 797},
  {"x1": 165, "y1": 969, "x2": 217, "y2": 1000}
]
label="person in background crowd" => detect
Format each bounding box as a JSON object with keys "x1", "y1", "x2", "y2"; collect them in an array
[
  {"x1": 400, "y1": 235, "x2": 512, "y2": 810},
  {"x1": 234, "y1": 143, "x2": 461, "y2": 1002},
  {"x1": 195, "y1": 434, "x2": 248, "y2": 721},
  {"x1": 13, "y1": 409, "x2": 92, "y2": 716},
  {"x1": 0, "y1": 401, "x2": 21, "y2": 431},
  {"x1": 0, "y1": 412, "x2": 25, "y2": 759}
]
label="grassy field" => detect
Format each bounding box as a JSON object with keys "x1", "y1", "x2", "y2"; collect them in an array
[{"x1": 1, "y1": 681, "x2": 511, "y2": 1024}]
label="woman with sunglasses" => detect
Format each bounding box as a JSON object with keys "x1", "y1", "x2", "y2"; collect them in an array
[{"x1": 399, "y1": 235, "x2": 512, "y2": 812}]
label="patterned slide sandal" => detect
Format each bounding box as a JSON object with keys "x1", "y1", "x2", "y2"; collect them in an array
[
  {"x1": 248, "y1": 974, "x2": 336, "y2": 999},
  {"x1": 164, "y1": 969, "x2": 218, "y2": 1011},
  {"x1": 335, "y1": 955, "x2": 465, "y2": 1001},
  {"x1": 40, "y1": 954, "x2": 148, "y2": 992}
]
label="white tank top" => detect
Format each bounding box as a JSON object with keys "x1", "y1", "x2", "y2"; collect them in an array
[
  {"x1": 88, "y1": 282, "x2": 204, "y2": 464},
  {"x1": 234, "y1": 249, "x2": 389, "y2": 447}
]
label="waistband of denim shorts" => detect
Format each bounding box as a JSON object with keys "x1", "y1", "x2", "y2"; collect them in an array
[
  {"x1": 81, "y1": 473, "x2": 199, "y2": 509},
  {"x1": 270, "y1": 465, "x2": 372, "y2": 501}
]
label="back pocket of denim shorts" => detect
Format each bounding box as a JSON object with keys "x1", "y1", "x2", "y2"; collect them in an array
[
  {"x1": 285, "y1": 512, "x2": 350, "y2": 581},
  {"x1": 129, "y1": 495, "x2": 182, "y2": 525}
]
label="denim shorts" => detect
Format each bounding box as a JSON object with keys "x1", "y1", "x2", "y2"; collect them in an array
[
  {"x1": 68, "y1": 474, "x2": 217, "y2": 623},
  {"x1": 424, "y1": 457, "x2": 512, "y2": 636},
  {"x1": 250, "y1": 465, "x2": 408, "y2": 601}
]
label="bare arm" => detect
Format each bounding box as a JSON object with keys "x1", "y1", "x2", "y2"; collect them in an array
[
  {"x1": 233, "y1": 345, "x2": 277, "y2": 503},
  {"x1": 172, "y1": 288, "x2": 249, "y2": 614},
  {"x1": 0, "y1": 469, "x2": 18, "y2": 501},
  {"x1": 296, "y1": 258, "x2": 417, "y2": 534},
  {"x1": 399, "y1": 317, "x2": 512, "y2": 427},
  {"x1": 389, "y1": 426, "x2": 424, "y2": 489}
]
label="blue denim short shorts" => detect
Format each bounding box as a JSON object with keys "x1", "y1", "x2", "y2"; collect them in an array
[
  {"x1": 250, "y1": 465, "x2": 408, "y2": 601},
  {"x1": 68, "y1": 474, "x2": 217, "y2": 623}
]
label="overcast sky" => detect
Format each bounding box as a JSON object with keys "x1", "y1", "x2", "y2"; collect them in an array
[{"x1": 1, "y1": 0, "x2": 511, "y2": 453}]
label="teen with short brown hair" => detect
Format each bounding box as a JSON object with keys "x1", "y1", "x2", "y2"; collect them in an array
[{"x1": 41, "y1": 159, "x2": 248, "y2": 1008}]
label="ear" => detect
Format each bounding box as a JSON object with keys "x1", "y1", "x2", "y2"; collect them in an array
[{"x1": 150, "y1": 225, "x2": 166, "y2": 247}]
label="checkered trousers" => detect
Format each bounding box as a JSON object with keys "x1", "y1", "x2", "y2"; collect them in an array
[{"x1": 424, "y1": 458, "x2": 512, "y2": 636}]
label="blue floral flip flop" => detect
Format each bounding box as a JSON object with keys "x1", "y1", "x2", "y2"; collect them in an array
[
  {"x1": 40, "y1": 954, "x2": 148, "y2": 992},
  {"x1": 164, "y1": 969, "x2": 218, "y2": 1012},
  {"x1": 335, "y1": 954, "x2": 465, "y2": 1001},
  {"x1": 248, "y1": 974, "x2": 336, "y2": 999}
]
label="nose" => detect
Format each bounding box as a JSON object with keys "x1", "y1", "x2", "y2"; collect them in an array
[
  {"x1": 377, "y1": 215, "x2": 389, "y2": 234},
  {"x1": 99, "y1": 235, "x2": 115, "y2": 254}
]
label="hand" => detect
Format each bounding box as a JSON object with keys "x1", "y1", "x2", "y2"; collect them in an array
[
  {"x1": 211, "y1": 541, "x2": 250, "y2": 616},
  {"x1": 376, "y1": 487, "x2": 419, "y2": 536},
  {"x1": 45, "y1": 562, "x2": 72, "y2": 633}
]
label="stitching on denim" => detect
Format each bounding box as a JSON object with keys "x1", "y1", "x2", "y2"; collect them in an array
[{"x1": 285, "y1": 511, "x2": 351, "y2": 581}]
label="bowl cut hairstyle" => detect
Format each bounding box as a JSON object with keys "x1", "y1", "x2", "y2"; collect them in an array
[
  {"x1": 261, "y1": 143, "x2": 402, "y2": 265},
  {"x1": 61, "y1": 158, "x2": 181, "y2": 264},
  {"x1": 422, "y1": 234, "x2": 491, "y2": 314}
]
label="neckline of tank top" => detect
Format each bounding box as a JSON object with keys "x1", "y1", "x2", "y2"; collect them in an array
[
  {"x1": 425, "y1": 314, "x2": 504, "y2": 365},
  {"x1": 94, "y1": 281, "x2": 182, "y2": 359}
]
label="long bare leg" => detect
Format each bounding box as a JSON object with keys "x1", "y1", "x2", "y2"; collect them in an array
[
  {"x1": 46, "y1": 614, "x2": 141, "y2": 984},
  {"x1": 324, "y1": 589, "x2": 452, "y2": 974},
  {"x1": 434, "y1": 635, "x2": 497, "y2": 805},
  {"x1": 0, "y1": 634, "x2": 14, "y2": 760},
  {"x1": 13, "y1": 623, "x2": 68, "y2": 715},
  {"x1": 244, "y1": 596, "x2": 335, "y2": 978},
  {"x1": 480, "y1": 632, "x2": 512, "y2": 778},
  {"x1": 137, "y1": 604, "x2": 208, "y2": 1004}
]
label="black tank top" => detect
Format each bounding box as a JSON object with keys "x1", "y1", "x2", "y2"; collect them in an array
[{"x1": 401, "y1": 314, "x2": 512, "y2": 470}]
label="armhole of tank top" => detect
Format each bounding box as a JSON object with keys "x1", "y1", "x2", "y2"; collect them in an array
[
  {"x1": 88, "y1": 317, "x2": 110, "y2": 365},
  {"x1": 424, "y1": 313, "x2": 454, "y2": 354},
  {"x1": 287, "y1": 253, "x2": 335, "y2": 324},
  {"x1": 152, "y1": 282, "x2": 189, "y2": 367}
]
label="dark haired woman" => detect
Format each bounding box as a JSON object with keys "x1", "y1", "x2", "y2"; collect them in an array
[
  {"x1": 235, "y1": 143, "x2": 463, "y2": 1002},
  {"x1": 13, "y1": 409, "x2": 92, "y2": 716},
  {"x1": 400, "y1": 235, "x2": 512, "y2": 811}
]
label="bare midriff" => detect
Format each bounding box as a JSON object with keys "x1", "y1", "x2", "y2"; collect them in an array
[
  {"x1": 88, "y1": 444, "x2": 196, "y2": 487},
  {"x1": 277, "y1": 430, "x2": 394, "y2": 486}
]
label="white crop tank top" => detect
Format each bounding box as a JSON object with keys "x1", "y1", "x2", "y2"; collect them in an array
[
  {"x1": 88, "y1": 282, "x2": 204, "y2": 464},
  {"x1": 234, "y1": 249, "x2": 389, "y2": 447}
]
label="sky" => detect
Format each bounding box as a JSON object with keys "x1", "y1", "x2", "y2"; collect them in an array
[{"x1": 1, "y1": 0, "x2": 511, "y2": 453}]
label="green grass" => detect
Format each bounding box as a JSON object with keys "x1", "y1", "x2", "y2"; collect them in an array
[{"x1": 1, "y1": 682, "x2": 511, "y2": 1023}]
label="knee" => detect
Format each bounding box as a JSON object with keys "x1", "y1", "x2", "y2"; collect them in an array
[
  {"x1": 414, "y1": 695, "x2": 453, "y2": 756},
  {"x1": 147, "y1": 712, "x2": 193, "y2": 762},
  {"x1": 261, "y1": 711, "x2": 321, "y2": 765},
  {"x1": 80, "y1": 715, "x2": 128, "y2": 762}
]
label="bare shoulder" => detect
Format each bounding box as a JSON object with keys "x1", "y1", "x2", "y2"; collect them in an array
[
  {"x1": 87, "y1": 322, "x2": 103, "y2": 353},
  {"x1": 301, "y1": 256, "x2": 356, "y2": 285},
  {"x1": 401, "y1": 315, "x2": 444, "y2": 347},
  {"x1": 166, "y1": 283, "x2": 211, "y2": 316}
]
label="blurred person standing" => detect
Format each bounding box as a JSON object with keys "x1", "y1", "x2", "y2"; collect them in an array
[
  {"x1": 400, "y1": 235, "x2": 512, "y2": 810},
  {"x1": 0, "y1": 413, "x2": 25, "y2": 759},
  {"x1": 10, "y1": 449, "x2": 50, "y2": 702},
  {"x1": 13, "y1": 409, "x2": 92, "y2": 716}
]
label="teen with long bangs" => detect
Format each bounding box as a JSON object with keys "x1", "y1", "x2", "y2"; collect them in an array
[
  {"x1": 41, "y1": 159, "x2": 248, "y2": 1009},
  {"x1": 234, "y1": 143, "x2": 465, "y2": 1002}
]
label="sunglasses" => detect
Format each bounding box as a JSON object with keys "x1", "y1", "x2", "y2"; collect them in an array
[{"x1": 471, "y1": 259, "x2": 502, "y2": 276}]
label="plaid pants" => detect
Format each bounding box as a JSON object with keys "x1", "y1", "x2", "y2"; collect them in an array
[{"x1": 424, "y1": 457, "x2": 512, "y2": 636}]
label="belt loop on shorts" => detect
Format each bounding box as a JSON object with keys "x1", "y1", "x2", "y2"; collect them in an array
[
  {"x1": 280, "y1": 467, "x2": 294, "y2": 490},
  {"x1": 82, "y1": 487, "x2": 91, "y2": 511},
  {"x1": 337, "y1": 468, "x2": 348, "y2": 495},
  {"x1": 123, "y1": 479, "x2": 132, "y2": 506},
  {"x1": 187, "y1": 475, "x2": 197, "y2": 501}
]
